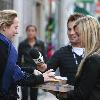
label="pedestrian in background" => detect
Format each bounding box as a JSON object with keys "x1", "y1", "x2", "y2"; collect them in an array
[{"x1": 17, "y1": 25, "x2": 46, "y2": 100}]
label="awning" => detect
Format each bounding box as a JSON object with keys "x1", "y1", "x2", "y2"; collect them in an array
[
  {"x1": 74, "y1": 5, "x2": 91, "y2": 15},
  {"x1": 76, "y1": 0, "x2": 94, "y2": 3}
]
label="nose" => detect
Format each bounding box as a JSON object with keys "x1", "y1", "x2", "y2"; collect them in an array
[{"x1": 70, "y1": 29, "x2": 75, "y2": 35}]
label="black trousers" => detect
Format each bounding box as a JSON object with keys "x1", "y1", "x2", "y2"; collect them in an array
[
  {"x1": 0, "y1": 96, "x2": 17, "y2": 100},
  {"x1": 59, "y1": 98, "x2": 72, "y2": 100},
  {"x1": 21, "y1": 86, "x2": 38, "y2": 100}
]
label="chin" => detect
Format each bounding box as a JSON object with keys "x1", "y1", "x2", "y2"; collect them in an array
[{"x1": 70, "y1": 41, "x2": 76, "y2": 44}]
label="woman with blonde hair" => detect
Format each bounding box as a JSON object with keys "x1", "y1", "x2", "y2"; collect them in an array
[
  {"x1": 65, "y1": 16, "x2": 100, "y2": 100},
  {"x1": 0, "y1": 10, "x2": 55, "y2": 100}
]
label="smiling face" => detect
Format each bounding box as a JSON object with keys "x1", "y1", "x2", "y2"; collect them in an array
[
  {"x1": 4, "y1": 17, "x2": 19, "y2": 40},
  {"x1": 67, "y1": 21, "x2": 81, "y2": 47}
]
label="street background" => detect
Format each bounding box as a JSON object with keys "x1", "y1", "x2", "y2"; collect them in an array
[{"x1": 0, "y1": 0, "x2": 99, "y2": 100}]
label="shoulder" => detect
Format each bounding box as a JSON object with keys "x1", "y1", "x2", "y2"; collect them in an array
[
  {"x1": 19, "y1": 39, "x2": 27, "y2": 46},
  {"x1": 0, "y1": 39, "x2": 9, "y2": 58},
  {"x1": 84, "y1": 54, "x2": 100, "y2": 71},
  {"x1": 0, "y1": 39, "x2": 9, "y2": 49},
  {"x1": 60, "y1": 45, "x2": 71, "y2": 50},
  {"x1": 52, "y1": 45, "x2": 71, "y2": 57},
  {"x1": 0, "y1": 34, "x2": 10, "y2": 50},
  {"x1": 35, "y1": 40, "x2": 45, "y2": 47},
  {"x1": 88, "y1": 54, "x2": 100, "y2": 63},
  {"x1": 36, "y1": 39, "x2": 44, "y2": 44},
  {"x1": 0, "y1": 34, "x2": 11, "y2": 47},
  {"x1": 56, "y1": 45, "x2": 71, "y2": 53},
  {"x1": 20, "y1": 39, "x2": 27, "y2": 44}
]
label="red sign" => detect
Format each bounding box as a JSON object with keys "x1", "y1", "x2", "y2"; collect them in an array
[{"x1": 96, "y1": 2, "x2": 100, "y2": 14}]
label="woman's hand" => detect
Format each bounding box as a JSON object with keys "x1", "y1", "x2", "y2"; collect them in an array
[
  {"x1": 33, "y1": 69, "x2": 42, "y2": 75},
  {"x1": 43, "y1": 69, "x2": 55, "y2": 82},
  {"x1": 37, "y1": 63, "x2": 47, "y2": 72}
]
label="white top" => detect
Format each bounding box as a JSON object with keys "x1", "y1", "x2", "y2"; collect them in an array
[{"x1": 73, "y1": 47, "x2": 85, "y2": 56}]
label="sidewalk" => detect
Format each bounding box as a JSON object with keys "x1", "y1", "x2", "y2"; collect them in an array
[{"x1": 38, "y1": 89, "x2": 58, "y2": 100}]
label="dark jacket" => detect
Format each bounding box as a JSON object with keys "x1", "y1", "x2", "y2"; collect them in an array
[
  {"x1": 47, "y1": 45, "x2": 82, "y2": 85},
  {"x1": 17, "y1": 39, "x2": 46, "y2": 73},
  {"x1": 0, "y1": 33, "x2": 44, "y2": 100},
  {"x1": 67, "y1": 54, "x2": 100, "y2": 100}
]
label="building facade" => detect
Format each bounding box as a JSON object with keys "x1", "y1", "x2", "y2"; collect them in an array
[{"x1": 0, "y1": 0, "x2": 47, "y2": 49}]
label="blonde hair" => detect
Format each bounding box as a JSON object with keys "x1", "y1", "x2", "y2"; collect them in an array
[
  {"x1": 74, "y1": 16, "x2": 100, "y2": 76},
  {"x1": 0, "y1": 10, "x2": 17, "y2": 31}
]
